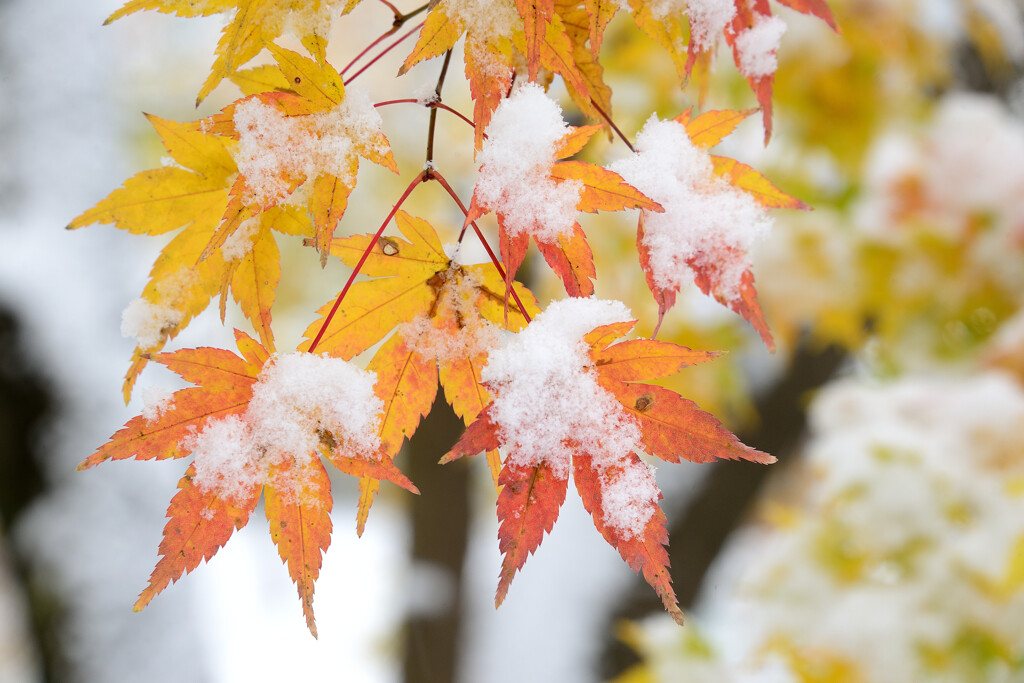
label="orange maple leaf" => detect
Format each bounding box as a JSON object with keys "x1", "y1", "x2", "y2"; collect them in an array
[
  {"x1": 466, "y1": 84, "x2": 662, "y2": 298},
  {"x1": 79, "y1": 329, "x2": 418, "y2": 636},
  {"x1": 442, "y1": 299, "x2": 771, "y2": 623},
  {"x1": 300, "y1": 210, "x2": 540, "y2": 529},
  {"x1": 611, "y1": 108, "x2": 808, "y2": 349}
]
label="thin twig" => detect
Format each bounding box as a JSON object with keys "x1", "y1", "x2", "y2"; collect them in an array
[
  {"x1": 341, "y1": 0, "x2": 429, "y2": 76},
  {"x1": 590, "y1": 98, "x2": 634, "y2": 153},
  {"x1": 345, "y1": 20, "x2": 425, "y2": 85},
  {"x1": 425, "y1": 50, "x2": 454, "y2": 164},
  {"x1": 429, "y1": 170, "x2": 532, "y2": 323},
  {"x1": 341, "y1": 27, "x2": 397, "y2": 77},
  {"x1": 307, "y1": 173, "x2": 427, "y2": 353},
  {"x1": 374, "y1": 98, "x2": 475, "y2": 129},
  {"x1": 377, "y1": 0, "x2": 402, "y2": 18}
]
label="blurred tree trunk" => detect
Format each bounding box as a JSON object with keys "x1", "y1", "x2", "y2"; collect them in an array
[
  {"x1": 401, "y1": 390, "x2": 470, "y2": 683},
  {"x1": 0, "y1": 306, "x2": 66, "y2": 682}
]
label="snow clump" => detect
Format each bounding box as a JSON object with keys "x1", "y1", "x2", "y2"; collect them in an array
[
  {"x1": 483, "y1": 298, "x2": 660, "y2": 539},
  {"x1": 233, "y1": 88, "x2": 388, "y2": 207},
  {"x1": 610, "y1": 117, "x2": 772, "y2": 303},
  {"x1": 473, "y1": 83, "x2": 583, "y2": 243},
  {"x1": 185, "y1": 353, "x2": 382, "y2": 503},
  {"x1": 734, "y1": 14, "x2": 787, "y2": 79}
]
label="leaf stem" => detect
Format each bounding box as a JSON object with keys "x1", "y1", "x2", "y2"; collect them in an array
[
  {"x1": 341, "y1": 2, "x2": 429, "y2": 77},
  {"x1": 376, "y1": 0, "x2": 402, "y2": 18},
  {"x1": 429, "y1": 170, "x2": 532, "y2": 323},
  {"x1": 590, "y1": 98, "x2": 634, "y2": 153},
  {"x1": 344, "y1": 21, "x2": 425, "y2": 85},
  {"x1": 425, "y1": 50, "x2": 454, "y2": 165},
  {"x1": 341, "y1": 28, "x2": 397, "y2": 77},
  {"x1": 306, "y1": 172, "x2": 427, "y2": 353},
  {"x1": 374, "y1": 98, "x2": 475, "y2": 129}
]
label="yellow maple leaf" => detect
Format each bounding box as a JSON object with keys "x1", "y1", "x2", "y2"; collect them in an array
[{"x1": 301, "y1": 211, "x2": 540, "y2": 528}]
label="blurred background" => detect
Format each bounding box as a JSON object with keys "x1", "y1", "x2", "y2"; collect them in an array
[{"x1": 1, "y1": 0, "x2": 1024, "y2": 681}]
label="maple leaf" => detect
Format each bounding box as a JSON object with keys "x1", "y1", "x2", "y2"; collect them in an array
[
  {"x1": 300, "y1": 210, "x2": 540, "y2": 528},
  {"x1": 610, "y1": 108, "x2": 808, "y2": 349},
  {"x1": 79, "y1": 329, "x2": 418, "y2": 636},
  {"x1": 627, "y1": 0, "x2": 837, "y2": 140},
  {"x1": 400, "y1": 0, "x2": 598, "y2": 149},
  {"x1": 68, "y1": 112, "x2": 312, "y2": 401},
  {"x1": 105, "y1": 0, "x2": 350, "y2": 103},
  {"x1": 466, "y1": 84, "x2": 662, "y2": 298},
  {"x1": 442, "y1": 299, "x2": 772, "y2": 623},
  {"x1": 70, "y1": 46, "x2": 398, "y2": 400},
  {"x1": 552, "y1": 0, "x2": 615, "y2": 123},
  {"x1": 200, "y1": 44, "x2": 399, "y2": 266}
]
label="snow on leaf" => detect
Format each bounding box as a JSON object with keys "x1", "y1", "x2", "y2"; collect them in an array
[
  {"x1": 69, "y1": 113, "x2": 314, "y2": 400},
  {"x1": 443, "y1": 298, "x2": 769, "y2": 620},
  {"x1": 401, "y1": 0, "x2": 518, "y2": 149},
  {"x1": 625, "y1": 0, "x2": 836, "y2": 138},
  {"x1": 134, "y1": 464, "x2": 260, "y2": 612},
  {"x1": 303, "y1": 212, "x2": 538, "y2": 518},
  {"x1": 469, "y1": 84, "x2": 660, "y2": 297},
  {"x1": 610, "y1": 112, "x2": 806, "y2": 349},
  {"x1": 573, "y1": 452, "x2": 684, "y2": 624},
  {"x1": 79, "y1": 331, "x2": 416, "y2": 635},
  {"x1": 201, "y1": 48, "x2": 397, "y2": 263}
]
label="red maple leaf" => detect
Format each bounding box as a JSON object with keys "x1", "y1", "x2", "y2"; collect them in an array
[
  {"x1": 466, "y1": 83, "x2": 662, "y2": 299},
  {"x1": 442, "y1": 299, "x2": 771, "y2": 623}
]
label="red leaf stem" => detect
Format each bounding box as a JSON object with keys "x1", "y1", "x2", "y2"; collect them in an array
[{"x1": 306, "y1": 172, "x2": 427, "y2": 353}]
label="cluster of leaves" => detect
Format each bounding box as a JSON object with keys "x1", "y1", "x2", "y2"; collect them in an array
[{"x1": 73, "y1": 0, "x2": 834, "y2": 634}]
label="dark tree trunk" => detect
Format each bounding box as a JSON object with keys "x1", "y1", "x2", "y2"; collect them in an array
[
  {"x1": 402, "y1": 390, "x2": 471, "y2": 683},
  {"x1": 0, "y1": 306, "x2": 66, "y2": 682}
]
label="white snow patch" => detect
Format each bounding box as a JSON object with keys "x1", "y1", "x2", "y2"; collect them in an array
[
  {"x1": 398, "y1": 266, "x2": 501, "y2": 363},
  {"x1": 141, "y1": 386, "x2": 175, "y2": 422},
  {"x1": 220, "y1": 217, "x2": 260, "y2": 261},
  {"x1": 120, "y1": 266, "x2": 197, "y2": 349},
  {"x1": 482, "y1": 298, "x2": 645, "y2": 515},
  {"x1": 120, "y1": 298, "x2": 183, "y2": 349},
  {"x1": 610, "y1": 117, "x2": 771, "y2": 302},
  {"x1": 233, "y1": 88, "x2": 387, "y2": 207},
  {"x1": 687, "y1": 0, "x2": 736, "y2": 49},
  {"x1": 734, "y1": 15, "x2": 787, "y2": 79},
  {"x1": 186, "y1": 352, "x2": 383, "y2": 502},
  {"x1": 473, "y1": 83, "x2": 583, "y2": 243},
  {"x1": 600, "y1": 459, "x2": 660, "y2": 540},
  {"x1": 413, "y1": 82, "x2": 439, "y2": 105}
]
